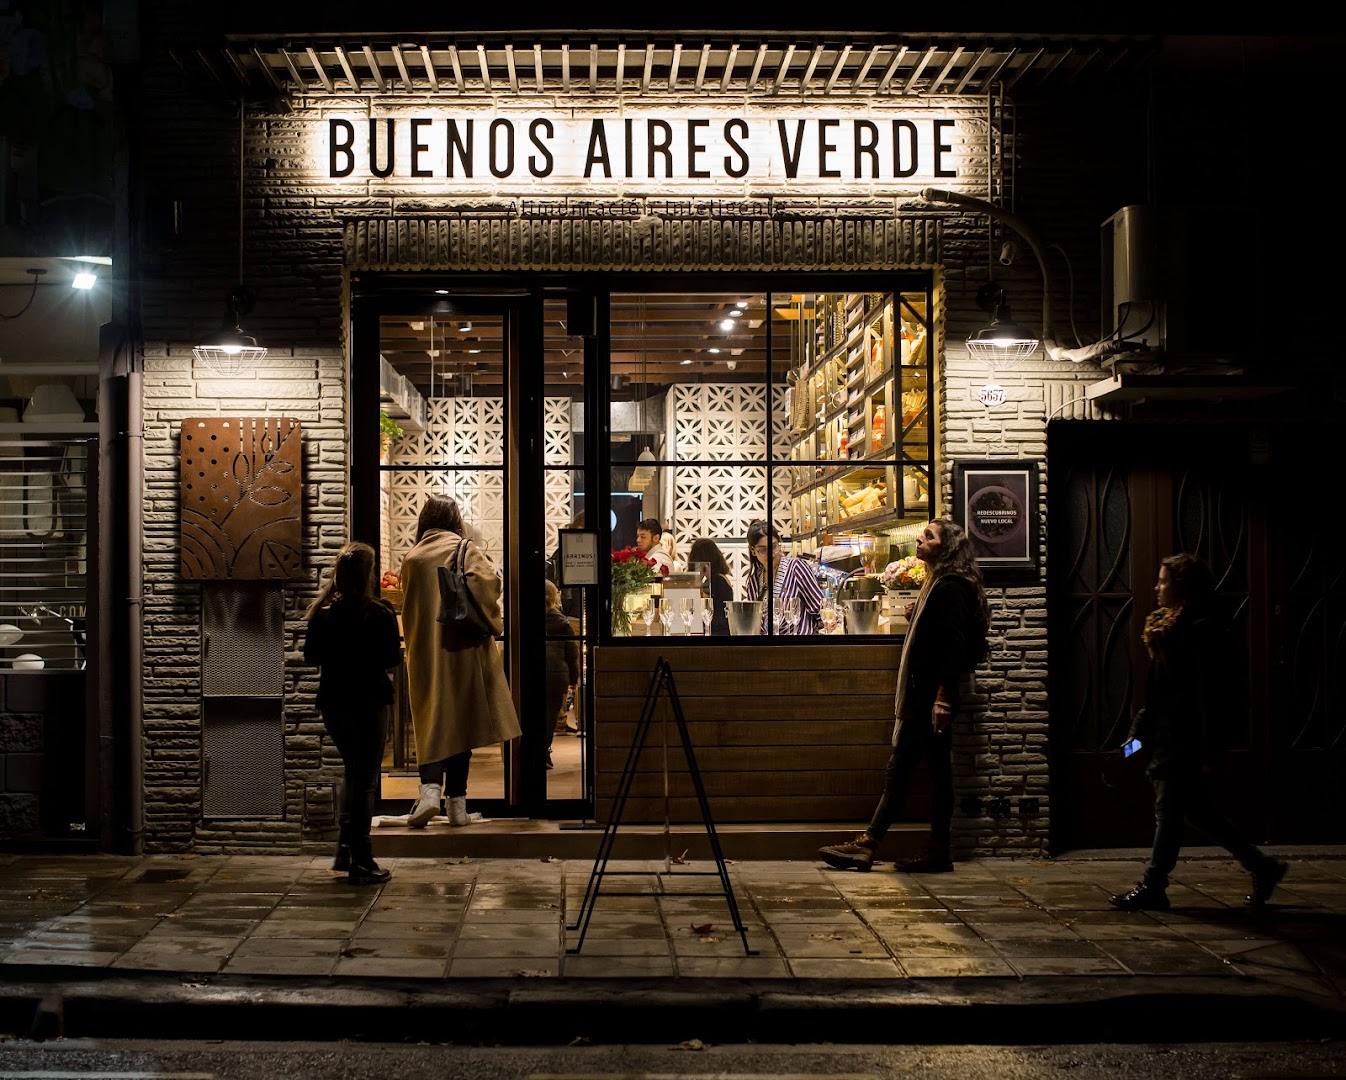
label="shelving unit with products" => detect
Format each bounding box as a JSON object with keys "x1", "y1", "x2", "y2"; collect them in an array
[{"x1": 786, "y1": 289, "x2": 933, "y2": 561}]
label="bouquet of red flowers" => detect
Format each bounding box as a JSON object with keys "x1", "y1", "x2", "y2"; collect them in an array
[{"x1": 611, "y1": 546, "x2": 662, "y2": 634}]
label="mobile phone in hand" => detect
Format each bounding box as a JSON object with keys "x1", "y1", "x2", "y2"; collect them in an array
[{"x1": 1122, "y1": 737, "x2": 1143, "y2": 758}]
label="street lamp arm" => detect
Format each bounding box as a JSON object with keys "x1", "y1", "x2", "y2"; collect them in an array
[{"x1": 920, "y1": 187, "x2": 1109, "y2": 364}]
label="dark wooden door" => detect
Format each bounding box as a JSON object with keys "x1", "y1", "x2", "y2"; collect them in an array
[{"x1": 1046, "y1": 420, "x2": 1342, "y2": 852}]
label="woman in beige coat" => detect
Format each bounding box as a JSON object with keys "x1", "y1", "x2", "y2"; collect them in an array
[{"x1": 399, "y1": 495, "x2": 521, "y2": 827}]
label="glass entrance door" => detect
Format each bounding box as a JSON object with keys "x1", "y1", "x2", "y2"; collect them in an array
[{"x1": 353, "y1": 284, "x2": 595, "y2": 820}]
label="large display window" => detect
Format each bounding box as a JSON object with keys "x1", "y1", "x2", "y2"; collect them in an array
[{"x1": 605, "y1": 284, "x2": 934, "y2": 640}]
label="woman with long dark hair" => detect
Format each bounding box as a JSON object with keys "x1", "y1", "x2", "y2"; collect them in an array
[
  {"x1": 819, "y1": 518, "x2": 989, "y2": 873},
  {"x1": 399, "y1": 494, "x2": 521, "y2": 828},
  {"x1": 304, "y1": 541, "x2": 401, "y2": 885},
  {"x1": 687, "y1": 538, "x2": 733, "y2": 636},
  {"x1": 744, "y1": 519, "x2": 824, "y2": 635}
]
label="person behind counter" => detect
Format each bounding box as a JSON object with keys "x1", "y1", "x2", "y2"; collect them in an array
[
  {"x1": 303, "y1": 541, "x2": 401, "y2": 886},
  {"x1": 687, "y1": 537, "x2": 733, "y2": 636},
  {"x1": 744, "y1": 519, "x2": 823, "y2": 635},
  {"x1": 635, "y1": 517, "x2": 675, "y2": 576},
  {"x1": 399, "y1": 494, "x2": 521, "y2": 829}
]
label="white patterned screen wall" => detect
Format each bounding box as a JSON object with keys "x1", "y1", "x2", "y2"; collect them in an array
[
  {"x1": 543, "y1": 397, "x2": 577, "y2": 557},
  {"x1": 383, "y1": 396, "x2": 577, "y2": 575},
  {"x1": 383, "y1": 397, "x2": 507, "y2": 572},
  {"x1": 667, "y1": 383, "x2": 791, "y2": 596},
  {"x1": 384, "y1": 388, "x2": 786, "y2": 592}
]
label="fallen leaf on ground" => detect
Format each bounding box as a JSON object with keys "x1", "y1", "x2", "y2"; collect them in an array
[
  {"x1": 540, "y1": 855, "x2": 557, "y2": 862},
  {"x1": 155, "y1": 912, "x2": 180, "y2": 918},
  {"x1": 514, "y1": 968, "x2": 554, "y2": 977},
  {"x1": 568, "y1": 1036, "x2": 591, "y2": 1046},
  {"x1": 690, "y1": 922, "x2": 714, "y2": 934},
  {"x1": 676, "y1": 1038, "x2": 707, "y2": 1051},
  {"x1": 669, "y1": 849, "x2": 690, "y2": 864}
]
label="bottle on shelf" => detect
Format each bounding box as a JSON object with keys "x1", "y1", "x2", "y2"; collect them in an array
[
  {"x1": 872, "y1": 404, "x2": 886, "y2": 452},
  {"x1": 900, "y1": 323, "x2": 913, "y2": 364},
  {"x1": 839, "y1": 429, "x2": 848, "y2": 459}
]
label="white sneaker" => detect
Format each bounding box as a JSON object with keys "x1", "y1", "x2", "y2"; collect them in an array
[
  {"x1": 447, "y1": 795, "x2": 470, "y2": 827},
  {"x1": 407, "y1": 783, "x2": 442, "y2": 828}
]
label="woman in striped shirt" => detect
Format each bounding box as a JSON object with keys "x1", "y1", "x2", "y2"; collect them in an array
[{"x1": 745, "y1": 519, "x2": 824, "y2": 635}]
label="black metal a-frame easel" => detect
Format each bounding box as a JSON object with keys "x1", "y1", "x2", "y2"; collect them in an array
[{"x1": 566, "y1": 656, "x2": 757, "y2": 956}]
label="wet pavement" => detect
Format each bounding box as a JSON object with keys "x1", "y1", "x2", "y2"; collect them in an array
[{"x1": 1, "y1": 847, "x2": 1343, "y2": 1042}]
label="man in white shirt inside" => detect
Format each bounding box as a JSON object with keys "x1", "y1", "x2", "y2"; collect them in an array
[{"x1": 636, "y1": 518, "x2": 674, "y2": 576}]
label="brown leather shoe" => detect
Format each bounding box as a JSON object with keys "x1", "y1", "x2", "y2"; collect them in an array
[{"x1": 818, "y1": 834, "x2": 877, "y2": 871}]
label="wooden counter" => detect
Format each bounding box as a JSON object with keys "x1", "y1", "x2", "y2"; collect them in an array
[{"x1": 593, "y1": 643, "x2": 901, "y2": 824}]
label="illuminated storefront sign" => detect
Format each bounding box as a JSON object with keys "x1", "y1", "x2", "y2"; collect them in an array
[{"x1": 317, "y1": 108, "x2": 966, "y2": 193}]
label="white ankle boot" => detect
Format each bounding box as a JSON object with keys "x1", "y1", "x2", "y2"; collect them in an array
[
  {"x1": 407, "y1": 783, "x2": 442, "y2": 828},
  {"x1": 447, "y1": 795, "x2": 469, "y2": 827}
]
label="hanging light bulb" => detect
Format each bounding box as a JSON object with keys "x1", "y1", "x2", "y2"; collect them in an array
[
  {"x1": 628, "y1": 447, "x2": 656, "y2": 491},
  {"x1": 965, "y1": 302, "x2": 1039, "y2": 362},
  {"x1": 195, "y1": 101, "x2": 266, "y2": 375}
]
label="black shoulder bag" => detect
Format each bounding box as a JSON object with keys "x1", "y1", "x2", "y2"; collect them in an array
[{"x1": 436, "y1": 539, "x2": 495, "y2": 643}]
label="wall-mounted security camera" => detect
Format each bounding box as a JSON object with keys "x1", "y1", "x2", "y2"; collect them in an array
[{"x1": 998, "y1": 240, "x2": 1018, "y2": 266}]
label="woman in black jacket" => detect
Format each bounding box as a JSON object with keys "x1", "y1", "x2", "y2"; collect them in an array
[
  {"x1": 818, "y1": 518, "x2": 989, "y2": 873},
  {"x1": 1110, "y1": 554, "x2": 1287, "y2": 911},
  {"x1": 303, "y1": 542, "x2": 402, "y2": 885}
]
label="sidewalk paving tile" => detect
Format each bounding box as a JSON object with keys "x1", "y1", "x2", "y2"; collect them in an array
[{"x1": 0, "y1": 849, "x2": 1338, "y2": 1007}]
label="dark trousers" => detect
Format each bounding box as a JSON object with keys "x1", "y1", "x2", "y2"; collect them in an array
[
  {"x1": 419, "y1": 750, "x2": 472, "y2": 797},
  {"x1": 324, "y1": 707, "x2": 389, "y2": 863},
  {"x1": 1143, "y1": 771, "x2": 1269, "y2": 890},
  {"x1": 866, "y1": 715, "x2": 954, "y2": 850}
]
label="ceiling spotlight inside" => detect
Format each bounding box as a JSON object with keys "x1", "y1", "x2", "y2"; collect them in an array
[
  {"x1": 729, "y1": 309, "x2": 743, "y2": 317},
  {"x1": 735, "y1": 300, "x2": 749, "y2": 308},
  {"x1": 468, "y1": 348, "x2": 481, "y2": 354},
  {"x1": 410, "y1": 321, "x2": 425, "y2": 331},
  {"x1": 725, "y1": 360, "x2": 738, "y2": 370},
  {"x1": 707, "y1": 347, "x2": 721, "y2": 354},
  {"x1": 719, "y1": 319, "x2": 734, "y2": 331},
  {"x1": 435, "y1": 289, "x2": 449, "y2": 295},
  {"x1": 458, "y1": 321, "x2": 472, "y2": 333},
  {"x1": 72, "y1": 271, "x2": 97, "y2": 290},
  {"x1": 680, "y1": 358, "x2": 692, "y2": 365}
]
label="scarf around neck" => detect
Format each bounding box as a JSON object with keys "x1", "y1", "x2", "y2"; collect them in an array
[{"x1": 1142, "y1": 604, "x2": 1184, "y2": 654}]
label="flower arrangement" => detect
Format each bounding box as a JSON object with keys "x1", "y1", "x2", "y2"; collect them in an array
[
  {"x1": 610, "y1": 546, "x2": 663, "y2": 634},
  {"x1": 880, "y1": 555, "x2": 927, "y2": 591}
]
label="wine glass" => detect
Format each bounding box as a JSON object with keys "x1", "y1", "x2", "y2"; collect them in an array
[
  {"x1": 820, "y1": 599, "x2": 838, "y2": 634},
  {"x1": 658, "y1": 603, "x2": 674, "y2": 636},
  {"x1": 677, "y1": 598, "x2": 694, "y2": 634},
  {"x1": 640, "y1": 600, "x2": 656, "y2": 635},
  {"x1": 780, "y1": 596, "x2": 799, "y2": 633},
  {"x1": 700, "y1": 598, "x2": 715, "y2": 635}
]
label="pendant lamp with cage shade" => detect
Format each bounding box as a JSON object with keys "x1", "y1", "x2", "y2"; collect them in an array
[{"x1": 194, "y1": 101, "x2": 267, "y2": 375}]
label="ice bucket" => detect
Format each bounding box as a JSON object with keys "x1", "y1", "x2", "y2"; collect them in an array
[
  {"x1": 843, "y1": 598, "x2": 882, "y2": 635},
  {"x1": 725, "y1": 600, "x2": 764, "y2": 636}
]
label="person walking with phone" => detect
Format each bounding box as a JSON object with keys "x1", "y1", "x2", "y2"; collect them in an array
[
  {"x1": 303, "y1": 542, "x2": 402, "y2": 885},
  {"x1": 1109, "y1": 553, "x2": 1287, "y2": 911},
  {"x1": 817, "y1": 519, "x2": 988, "y2": 873}
]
